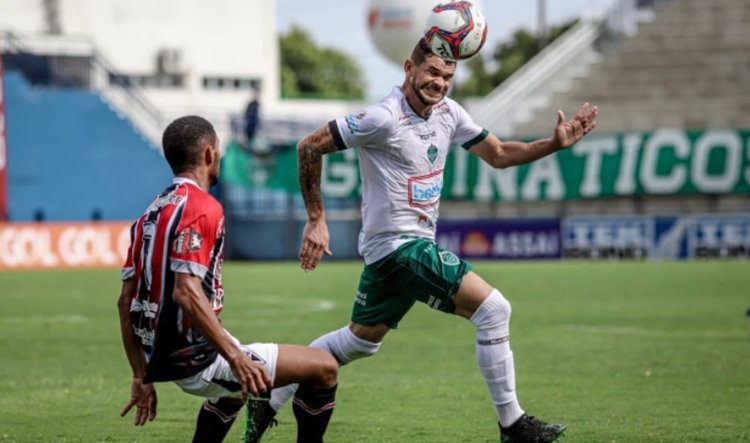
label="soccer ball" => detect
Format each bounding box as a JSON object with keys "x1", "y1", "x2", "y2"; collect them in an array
[{"x1": 423, "y1": 1, "x2": 488, "y2": 61}]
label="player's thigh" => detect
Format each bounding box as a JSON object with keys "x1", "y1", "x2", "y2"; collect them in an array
[
  {"x1": 174, "y1": 341, "x2": 279, "y2": 400},
  {"x1": 385, "y1": 239, "x2": 473, "y2": 315},
  {"x1": 351, "y1": 261, "x2": 416, "y2": 330},
  {"x1": 452, "y1": 271, "x2": 496, "y2": 320},
  {"x1": 274, "y1": 344, "x2": 337, "y2": 389}
]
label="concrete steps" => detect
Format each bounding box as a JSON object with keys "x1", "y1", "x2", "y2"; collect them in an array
[{"x1": 513, "y1": 0, "x2": 750, "y2": 138}]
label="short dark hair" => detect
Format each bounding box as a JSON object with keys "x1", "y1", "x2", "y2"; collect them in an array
[
  {"x1": 161, "y1": 116, "x2": 217, "y2": 175},
  {"x1": 410, "y1": 38, "x2": 456, "y2": 67}
]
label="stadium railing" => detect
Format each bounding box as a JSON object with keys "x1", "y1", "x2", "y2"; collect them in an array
[
  {"x1": 0, "y1": 30, "x2": 165, "y2": 149},
  {"x1": 468, "y1": 0, "x2": 674, "y2": 139}
]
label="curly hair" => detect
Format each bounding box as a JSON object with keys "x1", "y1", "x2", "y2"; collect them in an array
[{"x1": 161, "y1": 116, "x2": 217, "y2": 174}]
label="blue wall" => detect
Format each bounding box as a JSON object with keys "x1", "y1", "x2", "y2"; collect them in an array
[{"x1": 4, "y1": 71, "x2": 171, "y2": 221}]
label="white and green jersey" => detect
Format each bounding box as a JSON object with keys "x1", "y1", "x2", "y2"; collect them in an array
[{"x1": 330, "y1": 87, "x2": 488, "y2": 264}]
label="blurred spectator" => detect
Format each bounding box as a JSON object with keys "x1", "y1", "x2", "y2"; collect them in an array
[{"x1": 244, "y1": 89, "x2": 261, "y2": 143}]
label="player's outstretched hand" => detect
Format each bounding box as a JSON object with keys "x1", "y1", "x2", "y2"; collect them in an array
[
  {"x1": 299, "y1": 219, "x2": 332, "y2": 272},
  {"x1": 554, "y1": 102, "x2": 599, "y2": 149},
  {"x1": 120, "y1": 378, "x2": 157, "y2": 426},
  {"x1": 228, "y1": 354, "x2": 273, "y2": 401}
]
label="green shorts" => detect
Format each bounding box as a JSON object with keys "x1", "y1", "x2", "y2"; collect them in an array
[{"x1": 351, "y1": 238, "x2": 473, "y2": 328}]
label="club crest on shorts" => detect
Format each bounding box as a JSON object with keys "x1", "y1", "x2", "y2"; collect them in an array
[
  {"x1": 439, "y1": 250, "x2": 460, "y2": 266},
  {"x1": 243, "y1": 349, "x2": 267, "y2": 365}
]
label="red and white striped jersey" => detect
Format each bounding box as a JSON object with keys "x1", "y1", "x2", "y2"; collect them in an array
[{"x1": 122, "y1": 177, "x2": 225, "y2": 382}]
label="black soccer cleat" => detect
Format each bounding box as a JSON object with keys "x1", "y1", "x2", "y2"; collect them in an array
[
  {"x1": 500, "y1": 414, "x2": 567, "y2": 443},
  {"x1": 242, "y1": 396, "x2": 277, "y2": 443}
]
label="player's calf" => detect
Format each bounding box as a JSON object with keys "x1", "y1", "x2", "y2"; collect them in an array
[
  {"x1": 192, "y1": 398, "x2": 244, "y2": 443},
  {"x1": 293, "y1": 382, "x2": 338, "y2": 443}
]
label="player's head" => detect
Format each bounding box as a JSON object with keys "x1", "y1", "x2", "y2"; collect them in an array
[
  {"x1": 403, "y1": 38, "x2": 456, "y2": 107},
  {"x1": 162, "y1": 116, "x2": 221, "y2": 187}
]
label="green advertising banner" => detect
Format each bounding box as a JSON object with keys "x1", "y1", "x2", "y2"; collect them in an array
[{"x1": 222, "y1": 129, "x2": 750, "y2": 201}]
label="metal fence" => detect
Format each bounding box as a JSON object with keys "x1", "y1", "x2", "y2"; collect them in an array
[{"x1": 222, "y1": 182, "x2": 362, "y2": 260}]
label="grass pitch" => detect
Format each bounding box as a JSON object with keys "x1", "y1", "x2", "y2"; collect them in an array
[{"x1": 0, "y1": 261, "x2": 748, "y2": 442}]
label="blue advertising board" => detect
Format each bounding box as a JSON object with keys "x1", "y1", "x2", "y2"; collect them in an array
[
  {"x1": 562, "y1": 215, "x2": 654, "y2": 259},
  {"x1": 563, "y1": 214, "x2": 750, "y2": 260},
  {"x1": 436, "y1": 219, "x2": 561, "y2": 260},
  {"x1": 688, "y1": 214, "x2": 750, "y2": 259}
]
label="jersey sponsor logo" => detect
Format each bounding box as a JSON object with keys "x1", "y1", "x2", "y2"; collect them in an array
[
  {"x1": 398, "y1": 115, "x2": 414, "y2": 127},
  {"x1": 130, "y1": 299, "x2": 159, "y2": 318},
  {"x1": 419, "y1": 131, "x2": 436, "y2": 140},
  {"x1": 355, "y1": 291, "x2": 367, "y2": 306},
  {"x1": 427, "y1": 144, "x2": 438, "y2": 163},
  {"x1": 134, "y1": 326, "x2": 155, "y2": 346},
  {"x1": 439, "y1": 250, "x2": 460, "y2": 266},
  {"x1": 173, "y1": 227, "x2": 203, "y2": 255},
  {"x1": 433, "y1": 102, "x2": 450, "y2": 114},
  {"x1": 408, "y1": 170, "x2": 444, "y2": 208},
  {"x1": 216, "y1": 216, "x2": 225, "y2": 239},
  {"x1": 417, "y1": 214, "x2": 434, "y2": 229},
  {"x1": 344, "y1": 114, "x2": 361, "y2": 134},
  {"x1": 146, "y1": 193, "x2": 183, "y2": 213}
]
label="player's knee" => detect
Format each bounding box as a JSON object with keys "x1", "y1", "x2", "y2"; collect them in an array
[
  {"x1": 471, "y1": 289, "x2": 512, "y2": 334},
  {"x1": 314, "y1": 350, "x2": 339, "y2": 388},
  {"x1": 495, "y1": 292, "x2": 512, "y2": 322}
]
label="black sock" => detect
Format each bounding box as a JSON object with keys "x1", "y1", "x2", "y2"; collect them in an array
[
  {"x1": 191, "y1": 398, "x2": 243, "y2": 443},
  {"x1": 292, "y1": 384, "x2": 337, "y2": 443}
]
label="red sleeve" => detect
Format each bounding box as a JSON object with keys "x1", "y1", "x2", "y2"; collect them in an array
[{"x1": 169, "y1": 211, "x2": 218, "y2": 279}]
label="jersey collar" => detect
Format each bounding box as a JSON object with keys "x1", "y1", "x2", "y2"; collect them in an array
[{"x1": 173, "y1": 177, "x2": 200, "y2": 188}]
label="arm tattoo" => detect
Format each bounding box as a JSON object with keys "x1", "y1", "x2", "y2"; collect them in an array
[
  {"x1": 298, "y1": 125, "x2": 334, "y2": 216},
  {"x1": 299, "y1": 143, "x2": 323, "y2": 206}
]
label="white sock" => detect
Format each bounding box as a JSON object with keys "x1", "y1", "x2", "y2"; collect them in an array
[
  {"x1": 269, "y1": 325, "x2": 380, "y2": 411},
  {"x1": 471, "y1": 289, "x2": 525, "y2": 428}
]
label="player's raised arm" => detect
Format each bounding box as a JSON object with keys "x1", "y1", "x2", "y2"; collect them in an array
[
  {"x1": 469, "y1": 103, "x2": 598, "y2": 169},
  {"x1": 296, "y1": 124, "x2": 342, "y2": 272}
]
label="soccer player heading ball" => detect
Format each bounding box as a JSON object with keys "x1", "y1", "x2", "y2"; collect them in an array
[{"x1": 268, "y1": 37, "x2": 598, "y2": 442}]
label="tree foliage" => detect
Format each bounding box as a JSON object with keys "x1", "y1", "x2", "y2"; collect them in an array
[
  {"x1": 279, "y1": 25, "x2": 366, "y2": 100},
  {"x1": 452, "y1": 19, "x2": 578, "y2": 101}
]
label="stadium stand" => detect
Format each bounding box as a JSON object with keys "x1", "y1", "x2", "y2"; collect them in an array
[
  {"x1": 448, "y1": 0, "x2": 750, "y2": 219},
  {"x1": 3, "y1": 61, "x2": 170, "y2": 221},
  {"x1": 514, "y1": 0, "x2": 750, "y2": 137}
]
